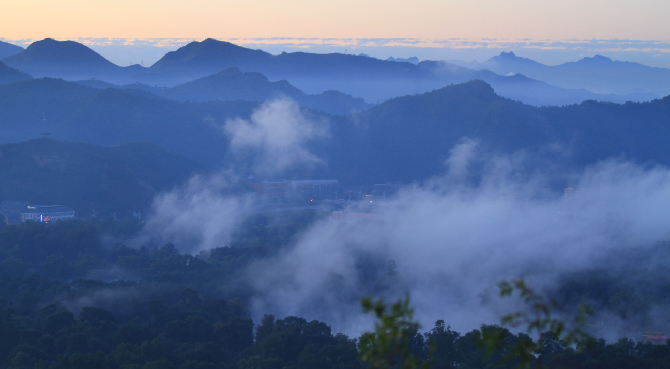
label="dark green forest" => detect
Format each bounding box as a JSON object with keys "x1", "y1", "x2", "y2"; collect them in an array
[
  {"x1": 0, "y1": 139, "x2": 204, "y2": 217},
  {"x1": 0, "y1": 218, "x2": 669, "y2": 369}
]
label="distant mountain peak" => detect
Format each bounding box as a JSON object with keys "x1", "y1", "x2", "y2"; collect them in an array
[
  {"x1": 150, "y1": 38, "x2": 271, "y2": 73},
  {"x1": 579, "y1": 54, "x2": 613, "y2": 63},
  {"x1": 386, "y1": 56, "x2": 420, "y2": 64},
  {"x1": 4, "y1": 38, "x2": 115, "y2": 67},
  {"x1": 436, "y1": 79, "x2": 497, "y2": 100},
  {"x1": 499, "y1": 51, "x2": 517, "y2": 58},
  {"x1": 214, "y1": 66, "x2": 243, "y2": 75}
]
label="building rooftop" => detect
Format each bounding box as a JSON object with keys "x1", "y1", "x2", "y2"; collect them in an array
[
  {"x1": 21, "y1": 205, "x2": 74, "y2": 214},
  {"x1": 0, "y1": 201, "x2": 74, "y2": 214},
  {"x1": 292, "y1": 180, "x2": 339, "y2": 184}
]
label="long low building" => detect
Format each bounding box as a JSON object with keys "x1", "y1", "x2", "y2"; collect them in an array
[{"x1": 0, "y1": 201, "x2": 75, "y2": 225}]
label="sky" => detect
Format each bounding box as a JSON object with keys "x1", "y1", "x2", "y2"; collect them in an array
[
  {"x1": 2, "y1": 0, "x2": 670, "y2": 67},
  {"x1": 2, "y1": 0, "x2": 669, "y2": 40}
]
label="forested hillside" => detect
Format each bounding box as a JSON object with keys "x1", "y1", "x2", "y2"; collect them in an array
[
  {"x1": 2, "y1": 79, "x2": 670, "y2": 184},
  {"x1": 329, "y1": 80, "x2": 670, "y2": 184},
  {"x1": 0, "y1": 78, "x2": 257, "y2": 165},
  {"x1": 0, "y1": 139, "x2": 203, "y2": 216},
  {"x1": 0, "y1": 218, "x2": 668, "y2": 369},
  {"x1": 0, "y1": 62, "x2": 31, "y2": 84}
]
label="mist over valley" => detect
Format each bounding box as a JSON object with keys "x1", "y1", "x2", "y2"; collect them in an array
[{"x1": 1, "y1": 31, "x2": 670, "y2": 368}]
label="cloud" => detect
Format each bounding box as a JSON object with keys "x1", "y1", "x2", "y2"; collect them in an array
[
  {"x1": 133, "y1": 99, "x2": 330, "y2": 254},
  {"x1": 245, "y1": 140, "x2": 670, "y2": 337},
  {"x1": 223, "y1": 98, "x2": 329, "y2": 177},
  {"x1": 136, "y1": 173, "x2": 257, "y2": 254}
]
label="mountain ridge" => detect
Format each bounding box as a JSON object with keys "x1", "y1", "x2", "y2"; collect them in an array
[
  {"x1": 78, "y1": 67, "x2": 371, "y2": 115},
  {"x1": 0, "y1": 61, "x2": 32, "y2": 84},
  {"x1": 449, "y1": 51, "x2": 670, "y2": 96},
  {"x1": 2, "y1": 38, "x2": 146, "y2": 84},
  {"x1": 1, "y1": 78, "x2": 670, "y2": 184},
  {"x1": 0, "y1": 40, "x2": 23, "y2": 60},
  {"x1": 3, "y1": 38, "x2": 659, "y2": 106}
]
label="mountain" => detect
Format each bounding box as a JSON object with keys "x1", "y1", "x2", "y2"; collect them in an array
[
  {"x1": 418, "y1": 60, "x2": 651, "y2": 106},
  {"x1": 328, "y1": 80, "x2": 670, "y2": 184},
  {"x1": 3, "y1": 78, "x2": 670, "y2": 185},
  {"x1": 0, "y1": 40, "x2": 23, "y2": 60},
  {"x1": 136, "y1": 38, "x2": 435, "y2": 99},
  {"x1": 0, "y1": 78, "x2": 258, "y2": 164},
  {"x1": 0, "y1": 138, "x2": 204, "y2": 216},
  {"x1": 452, "y1": 51, "x2": 547, "y2": 75},
  {"x1": 165, "y1": 67, "x2": 370, "y2": 115},
  {"x1": 386, "y1": 56, "x2": 419, "y2": 64},
  {"x1": 1, "y1": 38, "x2": 145, "y2": 84},
  {"x1": 8, "y1": 38, "x2": 655, "y2": 107},
  {"x1": 150, "y1": 38, "x2": 272, "y2": 77},
  {"x1": 139, "y1": 38, "x2": 656, "y2": 106},
  {"x1": 81, "y1": 67, "x2": 370, "y2": 115},
  {"x1": 450, "y1": 52, "x2": 670, "y2": 97},
  {"x1": 0, "y1": 61, "x2": 32, "y2": 84}
]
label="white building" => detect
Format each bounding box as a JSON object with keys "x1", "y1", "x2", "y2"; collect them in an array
[{"x1": 1, "y1": 201, "x2": 75, "y2": 225}]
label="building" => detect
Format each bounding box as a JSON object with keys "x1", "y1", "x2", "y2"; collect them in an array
[
  {"x1": 290, "y1": 180, "x2": 339, "y2": 200},
  {"x1": 639, "y1": 332, "x2": 668, "y2": 345},
  {"x1": 245, "y1": 178, "x2": 289, "y2": 198},
  {"x1": 0, "y1": 201, "x2": 75, "y2": 225}
]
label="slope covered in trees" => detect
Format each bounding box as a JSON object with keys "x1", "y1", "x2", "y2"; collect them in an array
[
  {"x1": 0, "y1": 218, "x2": 668, "y2": 369},
  {"x1": 1, "y1": 79, "x2": 670, "y2": 184},
  {"x1": 0, "y1": 78, "x2": 258, "y2": 165},
  {"x1": 0, "y1": 139, "x2": 203, "y2": 216},
  {"x1": 329, "y1": 80, "x2": 670, "y2": 184},
  {"x1": 0, "y1": 62, "x2": 32, "y2": 84}
]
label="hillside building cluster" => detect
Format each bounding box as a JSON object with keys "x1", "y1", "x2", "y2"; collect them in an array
[
  {"x1": 0, "y1": 201, "x2": 75, "y2": 225},
  {"x1": 243, "y1": 179, "x2": 402, "y2": 201}
]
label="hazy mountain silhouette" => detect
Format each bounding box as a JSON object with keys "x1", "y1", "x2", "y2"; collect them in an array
[
  {"x1": 136, "y1": 38, "x2": 434, "y2": 99},
  {"x1": 77, "y1": 67, "x2": 370, "y2": 115},
  {"x1": 2, "y1": 78, "x2": 669, "y2": 184},
  {"x1": 154, "y1": 67, "x2": 370, "y2": 115},
  {"x1": 0, "y1": 78, "x2": 258, "y2": 164},
  {"x1": 5, "y1": 38, "x2": 656, "y2": 107},
  {"x1": 147, "y1": 38, "x2": 428, "y2": 80},
  {"x1": 450, "y1": 51, "x2": 670, "y2": 97},
  {"x1": 386, "y1": 56, "x2": 419, "y2": 64},
  {"x1": 0, "y1": 40, "x2": 23, "y2": 60},
  {"x1": 329, "y1": 80, "x2": 670, "y2": 183},
  {"x1": 1, "y1": 38, "x2": 146, "y2": 84},
  {"x1": 139, "y1": 39, "x2": 659, "y2": 105},
  {"x1": 0, "y1": 138, "x2": 203, "y2": 216},
  {"x1": 0, "y1": 61, "x2": 32, "y2": 84},
  {"x1": 418, "y1": 60, "x2": 653, "y2": 106},
  {"x1": 150, "y1": 38, "x2": 271, "y2": 76}
]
